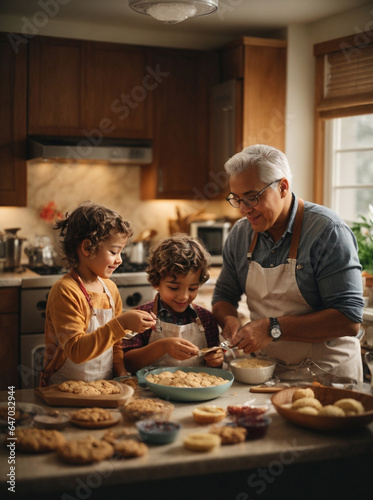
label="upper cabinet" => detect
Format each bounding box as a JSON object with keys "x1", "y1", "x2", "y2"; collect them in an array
[
  {"x1": 221, "y1": 37, "x2": 287, "y2": 153},
  {"x1": 28, "y1": 37, "x2": 87, "y2": 136},
  {"x1": 0, "y1": 33, "x2": 27, "y2": 206},
  {"x1": 141, "y1": 48, "x2": 218, "y2": 199},
  {"x1": 28, "y1": 37, "x2": 153, "y2": 139},
  {"x1": 1, "y1": 33, "x2": 287, "y2": 206},
  {"x1": 85, "y1": 42, "x2": 153, "y2": 139}
]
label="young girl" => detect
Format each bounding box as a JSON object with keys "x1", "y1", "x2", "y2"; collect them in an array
[
  {"x1": 122, "y1": 234, "x2": 223, "y2": 372},
  {"x1": 41, "y1": 201, "x2": 155, "y2": 386}
]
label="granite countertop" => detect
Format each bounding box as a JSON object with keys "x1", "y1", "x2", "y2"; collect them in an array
[
  {"x1": 0, "y1": 382, "x2": 372, "y2": 498},
  {"x1": 0, "y1": 268, "x2": 40, "y2": 287}
]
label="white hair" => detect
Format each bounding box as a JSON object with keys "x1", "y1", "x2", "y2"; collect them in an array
[{"x1": 224, "y1": 144, "x2": 292, "y2": 188}]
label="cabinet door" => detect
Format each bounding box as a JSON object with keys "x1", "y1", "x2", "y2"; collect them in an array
[
  {"x1": 141, "y1": 49, "x2": 210, "y2": 199},
  {"x1": 28, "y1": 36, "x2": 87, "y2": 135},
  {"x1": 0, "y1": 34, "x2": 27, "y2": 207},
  {"x1": 242, "y1": 44, "x2": 287, "y2": 151},
  {"x1": 0, "y1": 288, "x2": 19, "y2": 389},
  {"x1": 85, "y1": 42, "x2": 153, "y2": 139}
]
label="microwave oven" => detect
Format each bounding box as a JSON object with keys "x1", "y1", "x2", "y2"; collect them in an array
[{"x1": 190, "y1": 221, "x2": 231, "y2": 265}]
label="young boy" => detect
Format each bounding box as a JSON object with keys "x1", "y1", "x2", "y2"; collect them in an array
[
  {"x1": 122, "y1": 234, "x2": 223, "y2": 372},
  {"x1": 41, "y1": 201, "x2": 155, "y2": 386}
]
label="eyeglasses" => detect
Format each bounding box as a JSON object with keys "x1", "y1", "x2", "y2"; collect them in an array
[{"x1": 226, "y1": 179, "x2": 282, "y2": 209}]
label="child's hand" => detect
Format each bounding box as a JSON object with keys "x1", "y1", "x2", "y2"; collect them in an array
[
  {"x1": 204, "y1": 348, "x2": 224, "y2": 368},
  {"x1": 120, "y1": 310, "x2": 156, "y2": 333},
  {"x1": 162, "y1": 337, "x2": 199, "y2": 360}
]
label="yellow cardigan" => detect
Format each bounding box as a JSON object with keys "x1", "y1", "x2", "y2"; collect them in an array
[{"x1": 42, "y1": 273, "x2": 126, "y2": 384}]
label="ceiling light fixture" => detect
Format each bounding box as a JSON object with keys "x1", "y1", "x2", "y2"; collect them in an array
[{"x1": 129, "y1": 0, "x2": 218, "y2": 24}]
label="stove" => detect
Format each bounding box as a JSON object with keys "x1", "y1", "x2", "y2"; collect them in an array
[{"x1": 19, "y1": 264, "x2": 155, "y2": 388}]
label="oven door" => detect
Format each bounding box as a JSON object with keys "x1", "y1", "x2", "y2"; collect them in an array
[{"x1": 19, "y1": 334, "x2": 45, "y2": 389}]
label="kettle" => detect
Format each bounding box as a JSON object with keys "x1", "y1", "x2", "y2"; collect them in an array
[
  {"x1": 3, "y1": 228, "x2": 26, "y2": 270},
  {"x1": 25, "y1": 235, "x2": 57, "y2": 268}
]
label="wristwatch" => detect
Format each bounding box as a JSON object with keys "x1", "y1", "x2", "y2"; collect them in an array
[{"x1": 269, "y1": 317, "x2": 282, "y2": 341}]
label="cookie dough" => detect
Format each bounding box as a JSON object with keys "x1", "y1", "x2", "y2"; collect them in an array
[
  {"x1": 334, "y1": 398, "x2": 365, "y2": 415},
  {"x1": 318, "y1": 405, "x2": 346, "y2": 417},
  {"x1": 292, "y1": 397, "x2": 322, "y2": 411},
  {"x1": 292, "y1": 388, "x2": 315, "y2": 402}
]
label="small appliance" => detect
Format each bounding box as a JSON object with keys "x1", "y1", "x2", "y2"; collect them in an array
[{"x1": 190, "y1": 220, "x2": 231, "y2": 265}]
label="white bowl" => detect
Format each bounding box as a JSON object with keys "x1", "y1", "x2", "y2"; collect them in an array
[{"x1": 229, "y1": 357, "x2": 275, "y2": 385}]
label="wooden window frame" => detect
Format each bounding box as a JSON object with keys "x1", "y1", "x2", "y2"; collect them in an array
[{"x1": 313, "y1": 31, "x2": 373, "y2": 204}]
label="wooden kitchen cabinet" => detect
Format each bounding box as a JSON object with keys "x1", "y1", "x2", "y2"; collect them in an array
[
  {"x1": 85, "y1": 41, "x2": 153, "y2": 139},
  {"x1": 28, "y1": 36, "x2": 87, "y2": 136},
  {"x1": 141, "y1": 48, "x2": 215, "y2": 199},
  {"x1": 0, "y1": 287, "x2": 20, "y2": 389},
  {"x1": 0, "y1": 33, "x2": 27, "y2": 207},
  {"x1": 28, "y1": 36, "x2": 153, "y2": 139},
  {"x1": 221, "y1": 36, "x2": 287, "y2": 152}
]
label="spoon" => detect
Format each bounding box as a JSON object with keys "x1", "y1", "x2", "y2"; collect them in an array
[
  {"x1": 197, "y1": 340, "x2": 236, "y2": 356},
  {"x1": 122, "y1": 330, "x2": 140, "y2": 340}
]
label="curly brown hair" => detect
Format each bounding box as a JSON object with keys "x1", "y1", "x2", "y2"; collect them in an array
[
  {"x1": 146, "y1": 234, "x2": 211, "y2": 287},
  {"x1": 54, "y1": 201, "x2": 133, "y2": 269}
]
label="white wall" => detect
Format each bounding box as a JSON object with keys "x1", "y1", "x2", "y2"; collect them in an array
[{"x1": 285, "y1": 2, "x2": 373, "y2": 201}]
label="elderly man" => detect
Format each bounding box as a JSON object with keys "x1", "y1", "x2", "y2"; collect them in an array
[{"x1": 212, "y1": 144, "x2": 364, "y2": 383}]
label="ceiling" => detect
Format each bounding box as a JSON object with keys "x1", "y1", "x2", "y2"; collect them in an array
[{"x1": 1, "y1": 0, "x2": 371, "y2": 47}]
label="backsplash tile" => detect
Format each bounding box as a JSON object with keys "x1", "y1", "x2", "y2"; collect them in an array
[{"x1": 0, "y1": 161, "x2": 235, "y2": 265}]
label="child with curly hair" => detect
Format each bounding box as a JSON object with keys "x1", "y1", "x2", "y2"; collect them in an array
[
  {"x1": 41, "y1": 201, "x2": 155, "y2": 386},
  {"x1": 123, "y1": 234, "x2": 223, "y2": 372}
]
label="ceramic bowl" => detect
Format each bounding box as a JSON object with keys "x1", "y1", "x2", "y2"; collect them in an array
[
  {"x1": 235, "y1": 415, "x2": 272, "y2": 439},
  {"x1": 229, "y1": 357, "x2": 275, "y2": 384},
  {"x1": 136, "y1": 366, "x2": 234, "y2": 402},
  {"x1": 136, "y1": 419, "x2": 181, "y2": 445}
]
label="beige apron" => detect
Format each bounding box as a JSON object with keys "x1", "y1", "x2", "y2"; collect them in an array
[
  {"x1": 148, "y1": 295, "x2": 207, "y2": 367},
  {"x1": 49, "y1": 277, "x2": 114, "y2": 384},
  {"x1": 245, "y1": 198, "x2": 363, "y2": 384}
]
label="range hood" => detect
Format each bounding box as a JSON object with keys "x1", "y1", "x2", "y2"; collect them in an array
[{"x1": 27, "y1": 136, "x2": 153, "y2": 164}]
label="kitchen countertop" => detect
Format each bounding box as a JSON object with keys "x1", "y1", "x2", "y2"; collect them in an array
[
  {"x1": 0, "y1": 268, "x2": 40, "y2": 287},
  {"x1": 1, "y1": 382, "x2": 372, "y2": 500}
]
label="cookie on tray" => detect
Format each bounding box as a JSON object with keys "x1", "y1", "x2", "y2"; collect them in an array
[
  {"x1": 70, "y1": 407, "x2": 119, "y2": 429},
  {"x1": 58, "y1": 436, "x2": 114, "y2": 464},
  {"x1": 9, "y1": 428, "x2": 66, "y2": 453},
  {"x1": 88, "y1": 380, "x2": 121, "y2": 395}
]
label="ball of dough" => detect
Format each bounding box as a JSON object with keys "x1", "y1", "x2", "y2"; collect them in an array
[
  {"x1": 333, "y1": 398, "x2": 364, "y2": 414},
  {"x1": 292, "y1": 387, "x2": 315, "y2": 402},
  {"x1": 292, "y1": 397, "x2": 322, "y2": 411},
  {"x1": 318, "y1": 405, "x2": 345, "y2": 417},
  {"x1": 295, "y1": 406, "x2": 319, "y2": 416}
]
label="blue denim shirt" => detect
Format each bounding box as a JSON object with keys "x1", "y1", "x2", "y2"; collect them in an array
[{"x1": 212, "y1": 194, "x2": 364, "y2": 323}]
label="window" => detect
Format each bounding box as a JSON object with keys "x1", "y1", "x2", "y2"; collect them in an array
[
  {"x1": 324, "y1": 114, "x2": 373, "y2": 223},
  {"x1": 313, "y1": 31, "x2": 373, "y2": 222}
]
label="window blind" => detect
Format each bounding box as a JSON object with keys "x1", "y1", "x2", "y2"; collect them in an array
[{"x1": 325, "y1": 43, "x2": 373, "y2": 99}]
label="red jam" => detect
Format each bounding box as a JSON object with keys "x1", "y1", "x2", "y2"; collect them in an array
[
  {"x1": 227, "y1": 405, "x2": 267, "y2": 417},
  {"x1": 235, "y1": 415, "x2": 271, "y2": 440}
]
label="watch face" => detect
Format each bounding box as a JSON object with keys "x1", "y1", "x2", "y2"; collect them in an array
[{"x1": 271, "y1": 326, "x2": 281, "y2": 339}]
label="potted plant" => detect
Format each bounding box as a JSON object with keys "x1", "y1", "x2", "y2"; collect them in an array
[{"x1": 351, "y1": 204, "x2": 373, "y2": 281}]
